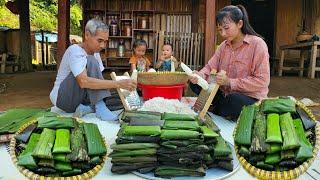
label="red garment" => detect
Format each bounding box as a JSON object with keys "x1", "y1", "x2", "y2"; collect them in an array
[{"x1": 199, "y1": 34, "x2": 270, "y2": 100}]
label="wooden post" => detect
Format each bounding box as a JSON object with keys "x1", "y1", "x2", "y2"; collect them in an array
[
  {"x1": 191, "y1": 0, "x2": 199, "y2": 33},
  {"x1": 204, "y1": 0, "x2": 216, "y2": 64},
  {"x1": 278, "y1": 50, "x2": 285, "y2": 76},
  {"x1": 299, "y1": 50, "x2": 305, "y2": 77},
  {"x1": 41, "y1": 30, "x2": 45, "y2": 67},
  {"x1": 45, "y1": 37, "x2": 49, "y2": 65},
  {"x1": 18, "y1": 0, "x2": 32, "y2": 71},
  {"x1": 57, "y1": 0, "x2": 70, "y2": 67},
  {"x1": 0, "y1": 53, "x2": 7, "y2": 74},
  {"x1": 309, "y1": 44, "x2": 318, "y2": 79}
]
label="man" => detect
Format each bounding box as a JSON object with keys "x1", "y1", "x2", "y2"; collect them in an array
[{"x1": 50, "y1": 19, "x2": 136, "y2": 121}]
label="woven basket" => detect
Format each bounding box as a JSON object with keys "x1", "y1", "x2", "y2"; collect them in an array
[
  {"x1": 9, "y1": 118, "x2": 107, "y2": 180},
  {"x1": 233, "y1": 99, "x2": 320, "y2": 180},
  {"x1": 137, "y1": 72, "x2": 189, "y2": 85}
]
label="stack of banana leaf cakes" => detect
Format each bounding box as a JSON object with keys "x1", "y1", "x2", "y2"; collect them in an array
[{"x1": 110, "y1": 111, "x2": 234, "y2": 178}]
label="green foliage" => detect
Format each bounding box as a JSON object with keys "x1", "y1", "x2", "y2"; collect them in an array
[
  {"x1": 0, "y1": 6, "x2": 19, "y2": 28},
  {"x1": 0, "y1": 0, "x2": 82, "y2": 35},
  {"x1": 70, "y1": 4, "x2": 82, "y2": 35},
  {"x1": 0, "y1": 0, "x2": 6, "y2": 6}
]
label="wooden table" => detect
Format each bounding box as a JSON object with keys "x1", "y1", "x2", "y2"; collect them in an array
[{"x1": 278, "y1": 41, "x2": 320, "y2": 78}]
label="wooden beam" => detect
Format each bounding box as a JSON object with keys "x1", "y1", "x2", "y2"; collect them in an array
[
  {"x1": 18, "y1": 0, "x2": 32, "y2": 71},
  {"x1": 204, "y1": 0, "x2": 216, "y2": 65},
  {"x1": 191, "y1": 0, "x2": 200, "y2": 33},
  {"x1": 57, "y1": 0, "x2": 70, "y2": 66}
]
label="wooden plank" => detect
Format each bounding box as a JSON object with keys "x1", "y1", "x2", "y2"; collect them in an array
[
  {"x1": 161, "y1": 14, "x2": 166, "y2": 31},
  {"x1": 199, "y1": 34, "x2": 204, "y2": 68},
  {"x1": 110, "y1": 72, "x2": 130, "y2": 111},
  {"x1": 198, "y1": 84, "x2": 220, "y2": 120},
  {"x1": 204, "y1": 0, "x2": 216, "y2": 64},
  {"x1": 158, "y1": 31, "x2": 165, "y2": 61},
  {"x1": 193, "y1": 70, "x2": 220, "y2": 120},
  {"x1": 191, "y1": 0, "x2": 199, "y2": 33},
  {"x1": 179, "y1": 33, "x2": 183, "y2": 62},
  {"x1": 188, "y1": 15, "x2": 191, "y2": 33},
  {"x1": 186, "y1": 33, "x2": 191, "y2": 65},
  {"x1": 194, "y1": 33, "x2": 199, "y2": 70},
  {"x1": 280, "y1": 41, "x2": 320, "y2": 50},
  {"x1": 183, "y1": 33, "x2": 187, "y2": 65},
  {"x1": 282, "y1": 67, "x2": 305, "y2": 71},
  {"x1": 275, "y1": 0, "x2": 303, "y2": 57},
  {"x1": 190, "y1": 33, "x2": 194, "y2": 67},
  {"x1": 155, "y1": 31, "x2": 159, "y2": 64}
]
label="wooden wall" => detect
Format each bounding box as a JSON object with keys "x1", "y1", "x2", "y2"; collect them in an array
[
  {"x1": 275, "y1": 0, "x2": 302, "y2": 58},
  {"x1": 310, "y1": 0, "x2": 320, "y2": 35}
]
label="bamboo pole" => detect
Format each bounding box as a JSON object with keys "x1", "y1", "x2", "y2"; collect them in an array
[{"x1": 190, "y1": 33, "x2": 194, "y2": 67}]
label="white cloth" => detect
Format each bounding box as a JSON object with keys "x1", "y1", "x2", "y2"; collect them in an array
[{"x1": 49, "y1": 44, "x2": 104, "y2": 106}]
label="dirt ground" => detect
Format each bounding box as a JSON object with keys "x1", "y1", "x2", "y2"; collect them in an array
[{"x1": 0, "y1": 71, "x2": 319, "y2": 119}]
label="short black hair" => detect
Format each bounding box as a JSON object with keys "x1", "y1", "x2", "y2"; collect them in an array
[
  {"x1": 133, "y1": 39, "x2": 147, "y2": 49},
  {"x1": 163, "y1": 43, "x2": 173, "y2": 50}
]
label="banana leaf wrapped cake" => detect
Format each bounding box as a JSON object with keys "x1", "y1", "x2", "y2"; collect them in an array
[
  {"x1": 234, "y1": 97, "x2": 320, "y2": 179},
  {"x1": 111, "y1": 124, "x2": 161, "y2": 174},
  {"x1": 10, "y1": 112, "x2": 107, "y2": 179},
  {"x1": 111, "y1": 111, "x2": 234, "y2": 178}
]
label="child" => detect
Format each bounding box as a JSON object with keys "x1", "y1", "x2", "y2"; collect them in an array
[
  {"x1": 155, "y1": 43, "x2": 180, "y2": 72},
  {"x1": 129, "y1": 39, "x2": 151, "y2": 72}
]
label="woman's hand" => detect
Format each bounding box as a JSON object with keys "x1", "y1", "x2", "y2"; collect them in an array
[
  {"x1": 188, "y1": 71, "x2": 203, "y2": 84},
  {"x1": 215, "y1": 71, "x2": 230, "y2": 86}
]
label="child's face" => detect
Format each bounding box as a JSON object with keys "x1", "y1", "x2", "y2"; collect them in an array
[
  {"x1": 134, "y1": 45, "x2": 146, "y2": 58},
  {"x1": 162, "y1": 45, "x2": 173, "y2": 58}
]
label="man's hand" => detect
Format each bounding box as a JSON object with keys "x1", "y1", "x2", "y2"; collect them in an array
[
  {"x1": 215, "y1": 71, "x2": 230, "y2": 86},
  {"x1": 117, "y1": 79, "x2": 137, "y2": 91}
]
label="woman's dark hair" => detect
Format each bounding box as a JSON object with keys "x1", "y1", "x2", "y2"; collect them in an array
[
  {"x1": 133, "y1": 39, "x2": 147, "y2": 49},
  {"x1": 216, "y1": 5, "x2": 262, "y2": 38}
]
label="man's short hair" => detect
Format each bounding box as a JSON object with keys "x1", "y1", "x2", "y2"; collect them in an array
[{"x1": 85, "y1": 19, "x2": 109, "y2": 36}]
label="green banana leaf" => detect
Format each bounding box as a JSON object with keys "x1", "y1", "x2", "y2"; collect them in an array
[
  {"x1": 160, "y1": 129, "x2": 201, "y2": 140},
  {"x1": 162, "y1": 112, "x2": 196, "y2": 121},
  {"x1": 111, "y1": 156, "x2": 157, "y2": 163},
  {"x1": 163, "y1": 120, "x2": 200, "y2": 131},
  {"x1": 155, "y1": 166, "x2": 206, "y2": 178},
  {"x1": 123, "y1": 126, "x2": 161, "y2": 136},
  {"x1": 110, "y1": 148, "x2": 157, "y2": 157},
  {"x1": 111, "y1": 143, "x2": 159, "y2": 150}
]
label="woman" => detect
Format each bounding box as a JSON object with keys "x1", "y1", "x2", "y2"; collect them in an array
[{"x1": 189, "y1": 5, "x2": 270, "y2": 120}]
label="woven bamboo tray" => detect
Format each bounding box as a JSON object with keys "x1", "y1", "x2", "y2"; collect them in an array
[
  {"x1": 9, "y1": 118, "x2": 108, "y2": 180},
  {"x1": 233, "y1": 99, "x2": 320, "y2": 180},
  {"x1": 137, "y1": 72, "x2": 189, "y2": 85}
]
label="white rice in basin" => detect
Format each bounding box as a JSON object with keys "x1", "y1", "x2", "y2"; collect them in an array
[{"x1": 139, "y1": 97, "x2": 197, "y2": 116}]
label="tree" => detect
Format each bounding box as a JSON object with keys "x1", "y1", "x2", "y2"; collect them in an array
[{"x1": 0, "y1": 0, "x2": 82, "y2": 35}]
